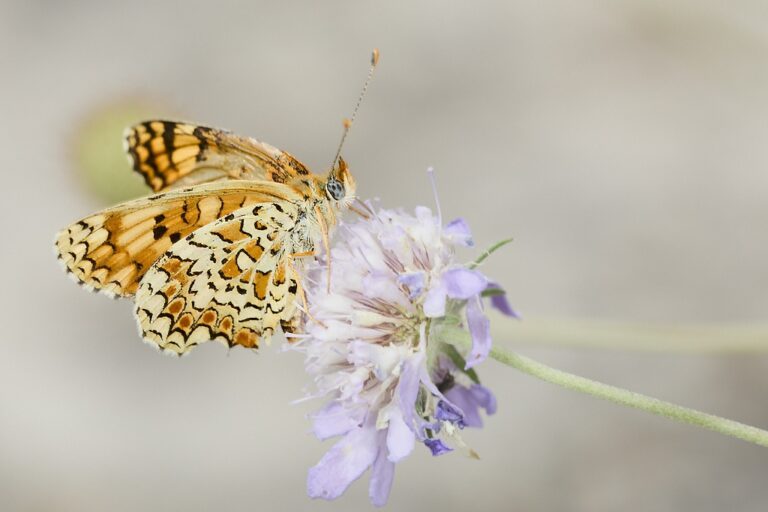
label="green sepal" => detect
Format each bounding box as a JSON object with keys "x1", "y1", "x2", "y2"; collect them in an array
[
  {"x1": 441, "y1": 343, "x2": 481, "y2": 384},
  {"x1": 468, "y1": 238, "x2": 514, "y2": 269}
]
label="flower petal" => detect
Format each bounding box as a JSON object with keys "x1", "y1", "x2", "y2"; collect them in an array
[
  {"x1": 444, "y1": 384, "x2": 497, "y2": 428},
  {"x1": 310, "y1": 401, "x2": 364, "y2": 440},
  {"x1": 424, "y1": 438, "x2": 453, "y2": 456},
  {"x1": 471, "y1": 384, "x2": 497, "y2": 416},
  {"x1": 486, "y1": 281, "x2": 519, "y2": 318},
  {"x1": 397, "y1": 354, "x2": 423, "y2": 438},
  {"x1": 369, "y1": 431, "x2": 396, "y2": 507},
  {"x1": 398, "y1": 271, "x2": 426, "y2": 299},
  {"x1": 349, "y1": 341, "x2": 409, "y2": 381},
  {"x1": 422, "y1": 284, "x2": 447, "y2": 317},
  {"x1": 363, "y1": 272, "x2": 406, "y2": 304},
  {"x1": 465, "y1": 295, "x2": 491, "y2": 369},
  {"x1": 435, "y1": 399, "x2": 466, "y2": 427},
  {"x1": 386, "y1": 407, "x2": 415, "y2": 462},
  {"x1": 415, "y1": 206, "x2": 436, "y2": 225},
  {"x1": 444, "y1": 218, "x2": 474, "y2": 247},
  {"x1": 307, "y1": 423, "x2": 379, "y2": 501},
  {"x1": 442, "y1": 268, "x2": 488, "y2": 299}
]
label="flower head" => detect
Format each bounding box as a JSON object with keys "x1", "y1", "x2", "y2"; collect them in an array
[{"x1": 294, "y1": 203, "x2": 514, "y2": 507}]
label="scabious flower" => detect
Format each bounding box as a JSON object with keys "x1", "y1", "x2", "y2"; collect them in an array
[{"x1": 293, "y1": 201, "x2": 515, "y2": 507}]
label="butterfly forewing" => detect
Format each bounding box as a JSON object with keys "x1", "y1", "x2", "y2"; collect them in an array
[{"x1": 125, "y1": 121, "x2": 312, "y2": 192}]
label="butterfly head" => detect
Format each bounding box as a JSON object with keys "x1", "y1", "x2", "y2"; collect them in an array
[{"x1": 325, "y1": 157, "x2": 356, "y2": 207}]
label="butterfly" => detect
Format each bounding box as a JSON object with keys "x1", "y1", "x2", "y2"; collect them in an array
[{"x1": 55, "y1": 119, "x2": 357, "y2": 355}]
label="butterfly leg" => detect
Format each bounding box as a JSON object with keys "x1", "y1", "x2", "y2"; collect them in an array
[
  {"x1": 285, "y1": 251, "x2": 327, "y2": 328},
  {"x1": 349, "y1": 198, "x2": 372, "y2": 219},
  {"x1": 313, "y1": 206, "x2": 332, "y2": 293}
]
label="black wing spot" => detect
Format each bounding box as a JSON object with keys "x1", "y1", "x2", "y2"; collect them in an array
[
  {"x1": 192, "y1": 126, "x2": 210, "y2": 162},
  {"x1": 162, "y1": 121, "x2": 176, "y2": 169},
  {"x1": 153, "y1": 225, "x2": 168, "y2": 240}
]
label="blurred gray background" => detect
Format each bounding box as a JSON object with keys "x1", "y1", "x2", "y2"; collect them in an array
[{"x1": 2, "y1": 1, "x2": 768, "y2": 510}]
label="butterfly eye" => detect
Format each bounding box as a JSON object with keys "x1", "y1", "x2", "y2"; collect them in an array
[{"x1": 326, "y1": 178, "x2": 345, "y2": 201}]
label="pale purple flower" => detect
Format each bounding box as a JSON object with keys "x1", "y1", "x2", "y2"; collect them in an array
[{"x1": 293, "y1": 203, "x2": 514, "y2": 507}]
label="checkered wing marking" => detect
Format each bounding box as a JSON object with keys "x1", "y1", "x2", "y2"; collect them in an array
[
  {"x1": 125, "y1": 120, "x2": 311, "y2": 192},
  {"x1": 134, "y1": 202, "x2": 304, "y2": 355},
  {"x1": 55, "y1": 181, "x2": 300, "y2": 297}
]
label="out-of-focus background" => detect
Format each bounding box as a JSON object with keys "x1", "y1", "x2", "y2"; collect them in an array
[{"x1": 2, "y1": 1, "x2": 768, "y2": 510}]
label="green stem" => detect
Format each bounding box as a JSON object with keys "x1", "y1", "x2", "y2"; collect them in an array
[{"x1": 440, "y1": 326, "x2": 768, "y2": 448}]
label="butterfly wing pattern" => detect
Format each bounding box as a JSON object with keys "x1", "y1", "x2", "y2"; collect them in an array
[
  {"x1": 125, "y1": 120, "x2": 312, "y2": 191},
  {"x1": 56, "y1": 121, "x2": 355, "y2": 356},
  {"x1": 134, "y1": 202, "x2": 303, "y2": 354},
  {"x1": 55, "y1": 182, "x2": 293, "y2": 297}
]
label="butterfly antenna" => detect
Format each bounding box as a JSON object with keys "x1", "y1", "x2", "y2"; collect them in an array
[{"x1": 330, "y1": 48, "x2": 380, "y2": 170}]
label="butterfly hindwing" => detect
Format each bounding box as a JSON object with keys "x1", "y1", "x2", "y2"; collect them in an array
[
  {"x1": 55, "y1": 181, "x2": 302, "y2": 297},
  {"x1": 125, "y1": 120, "x2": 312, "y2": 192},
  {"x1": 134, "y1": 202, "x2": 305, "y2": 354}
]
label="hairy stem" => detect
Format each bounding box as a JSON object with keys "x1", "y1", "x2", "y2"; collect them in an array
[{"x1": 440, "y1": 326, "x2": 768, "y2": 448}]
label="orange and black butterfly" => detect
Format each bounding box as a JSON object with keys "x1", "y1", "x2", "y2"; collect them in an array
[{"x1": 55, "y1": 51, "x2": 378, "y2": 355}]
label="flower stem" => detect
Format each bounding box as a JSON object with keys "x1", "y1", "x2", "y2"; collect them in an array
[{"x1": 440, "y1": 326, "x2": 768, "y2": 448}]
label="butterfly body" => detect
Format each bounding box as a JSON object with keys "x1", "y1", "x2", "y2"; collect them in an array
[{"x1": 56, "y1": 121, "x2": 355, "y2": 355}]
